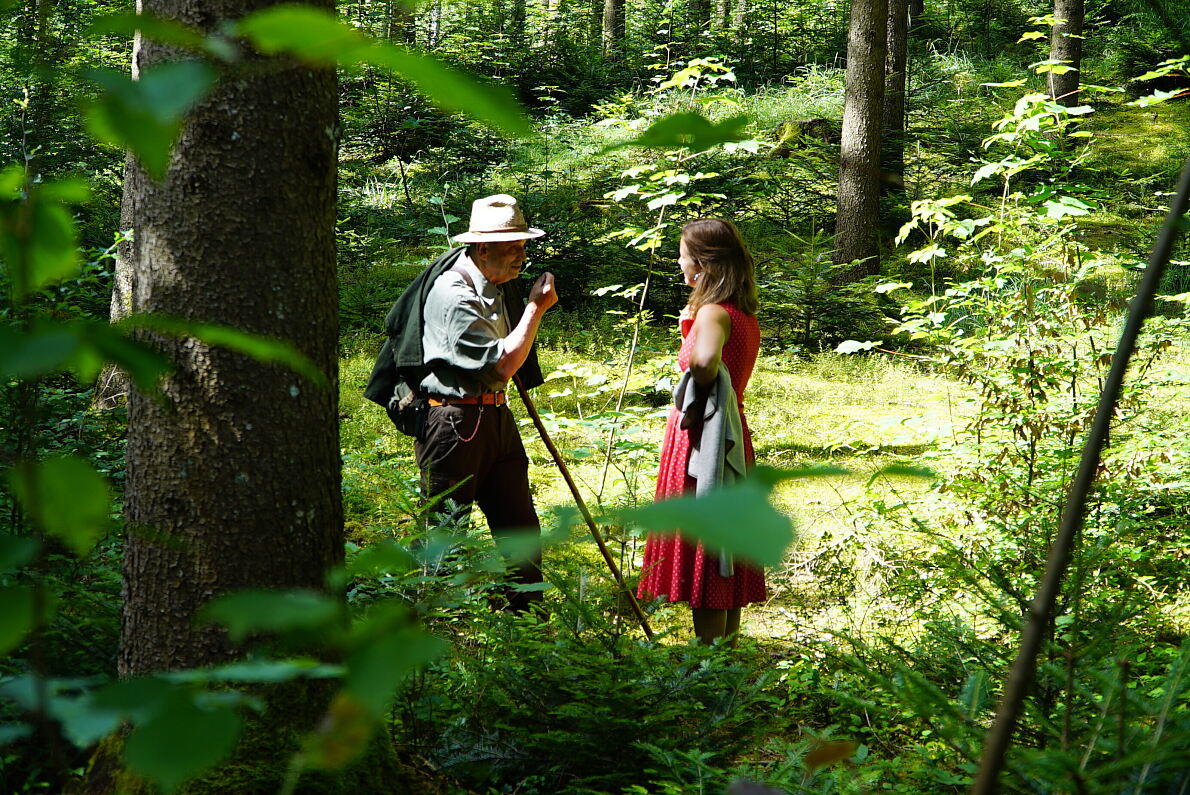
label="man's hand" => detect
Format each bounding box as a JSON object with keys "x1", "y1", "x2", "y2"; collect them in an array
[{"x1": 528, "y1": 271, "x2": 558, "y2": 311}]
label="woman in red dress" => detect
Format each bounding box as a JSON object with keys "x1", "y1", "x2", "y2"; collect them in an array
[{"x1": 637, "y1": 218, "x2": 764, "y2": 645}]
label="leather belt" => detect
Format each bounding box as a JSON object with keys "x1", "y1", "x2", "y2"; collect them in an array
[{"x1": 427, "y1": 392, "x2": 506, "y2": 407}]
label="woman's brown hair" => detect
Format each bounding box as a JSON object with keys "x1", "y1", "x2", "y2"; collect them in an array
[{"x1": 683, "y1": 218, "x2": 758, "y2": 315}]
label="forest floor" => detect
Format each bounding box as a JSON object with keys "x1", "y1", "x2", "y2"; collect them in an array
[{"x1": 340, "y1": 322, "x2": 981, "y2": 648}]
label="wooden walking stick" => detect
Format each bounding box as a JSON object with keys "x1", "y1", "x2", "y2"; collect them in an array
[{"x1": 512, "y1": 374, "x2": 654, "y2": 640}]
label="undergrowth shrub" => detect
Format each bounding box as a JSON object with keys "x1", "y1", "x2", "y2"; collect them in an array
[{"x1": 398, "y1": 604, "x2": 780, "y2": 794}]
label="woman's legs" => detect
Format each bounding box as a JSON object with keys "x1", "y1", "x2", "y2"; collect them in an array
[
  {"x1": 692, "y1": 607, "x2": 727, "y2": 645},
  {"x1": 725, "y1": 608, "x2": 741, "y2": 646},
  {"x1": 692, "y1": 607, "x2": 743, "y2": 646}
]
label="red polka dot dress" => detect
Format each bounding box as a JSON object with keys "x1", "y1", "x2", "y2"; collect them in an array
[{"x1": 637, "y1": 301, "x2": 766, "y2": 609}]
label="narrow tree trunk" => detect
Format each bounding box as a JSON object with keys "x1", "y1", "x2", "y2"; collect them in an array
[
  {"x1": 601, "y1": 0, "x2": 624, "y2": 56},
  {"x1": 1049, "y1": 0, "x2": 1084, "y2": 106},
  {"x1": 386, "y1": 0, "x2": 416, "y2": 44},
  {"x1": 509, "y1": 0, "x2": 526, "y2": 47},
  {"x1": 428, "y1": 0, "x2": 442, "y2": 48},
  {"x1": 833, "y1": 0, "x2": 888, "y2": 277},
  {"x1": 712, "y1": 0, "x2": 730, "y2": 30},
  {"x1": 120, "y1": 0, "x2": 342, "y2": 676},
  {"x1": 732, "y1": 0, "x2": 748, "y2": 41},
  {"x1": 908, "y1": 0, "x2": 923, "y2": 29},
  {"x1": 882, "y1": 0, "x2": 909, "y2": 195},
  {"x1": 95, "y1": 18, "x2": 143, "y2": 411}
]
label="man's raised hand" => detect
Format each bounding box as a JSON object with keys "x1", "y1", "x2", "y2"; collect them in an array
[{"x1": 529, "y1": 271, "x2": 558, "y2": 311}]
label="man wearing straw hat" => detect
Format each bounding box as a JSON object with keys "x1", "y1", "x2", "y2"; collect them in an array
[{"x1": 365, "y1": 194, "x2": 558, "y2": 611}]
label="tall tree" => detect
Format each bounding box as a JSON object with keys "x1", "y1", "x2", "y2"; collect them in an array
[
  {"x1": 908, "y1": 0, "x2": 923, "y2": 29},
  {"x1": 1048, "y1": 0, "x2": 1084, "y2": 106},
  {"x1": 119, "y1": 0, "x2": 341, "y2": 676},
  {"x1": 882, "y1": 0, "x2": 909, "y2": 195},
  {"x1": 833, "y1": 0, "x2": 889, "y2": 276},
  {"x1": 713, "y1": 0, "x2": 730, "y2": 30},
  {"x1": 602, "y1": 0, "x2": 624, "y2": 56}
]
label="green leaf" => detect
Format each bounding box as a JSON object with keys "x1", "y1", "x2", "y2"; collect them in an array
[
  {"x1": 0, "y1": 586, "x2": 35, "y2": 656},
  {"x1": 170, "y1": 659, "x2": 344, "y2": 684},
  {"x1": 235, "y1": 5, "x2": 530, "y2": 137},
  {"x1": 835, "y1": 339, "x2": 881, "y2": 354},
  {"x1": 622, "y1": 477, "x2": 793, "y2": 567},
  {"x1": 1016, "y1": 31, "x2": 1046, "y2": 42},
  {"x1": 200, "y1": 589, "x2": 340, "y2": 642},
  {"x1": 82, "y1": 323, "x2": 171, "y2": 393},
  {"x1": 345, "y1": 629, "x2": 446, "y2": 718},
  {"x1": 121, "y1": 314, "x2": 326, "y2": 386},
  {"x1": 0, "y1": 177, "x2": 84, "y2": 299},
  {"x1": 8, "y1": 455, "x2": 112, "y2": 556},
  {"x1": 88, "y1": 11, "x2": 207, "y2": 52},
  {"x1": 979, "y1": 79, "x2": 1027, "y2": 88},
  {"x1": 85, "y1": 61, "x2": 218, "y2": 179},
  {"x1": 612, "y1": 112, "x2": 750, "y2": 152},
  {"x1": 0, "y1": 327, "x2": 81, "y2": 380},
  {"x1": 0, "y1": 534, "x2": 39, "y2": 574},
  {"x1": 874, "y1": 282, "x2": 912, "y2": 294},
  {"x1": 50, "y1": 691, "x2": 124, "y2": 748},
  {"x1": 868, "y1": 463, "x2": 937, "y2": 485},
  {"x1": 0, "y1": 724, "x2": 32, "y2": 744},
  {"x1": 1042, "y1": 196, "x2": 1094, "y2": 219},
  {"x1": 971, "y1": 161, "x2": 1002, "y2": 184},
  {"x1": 125, "y1": 692, "x2": 241, "y2": 793},
  {"x1": 347, "y1": 540, "x2": 416, "y2": 578},
  {"x1": 91, "y1": 677, "x2": 176, "y2": 723}
]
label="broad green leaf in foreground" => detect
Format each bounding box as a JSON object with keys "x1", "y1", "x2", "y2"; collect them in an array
[
  {"x1": 345, "y1": 628, "x2": 446, "y2": 719},
  {"x1": 161, "y1": 659, "x2": 344, "y2": 685},
  {"x1": 235, "y1": 5, "x2": 530, "y2": 137},
  {"x1": 200, "y1": 589, "x2": 341, "y2": 642},
  {"x1": 0, "y1": 327, "x2": 81, "y2": 380},
  {"x1": 0, "y1": 586, "x2": 35, "y2": 656},
  {"x1": 85, "y1": 61, "x2": 218, "y2": 179},
  {"x1": 8, "y1": 455, "x2": 112, "y2": 556},
  {"x1": 0, "y1": 535, "x2": 38, "y2": 574},
  {"x1": 610, "y1": 112, "x2": 750, "y2": 152},
  {"x1": 121, "y1": 314, "x2": 326, "y2": 385},
  {"x1": 88, "y1": 11, "x2": 214, "y2": 55},
  {"x1": 0, "y1": 169, "x2": 86, "y2": 299},
  {"x1": 124, "y1": 691, "x2": 241, "y2": 794},
  {"x1": 622, "y1": 476, "x2": 794, "y2": 567}
]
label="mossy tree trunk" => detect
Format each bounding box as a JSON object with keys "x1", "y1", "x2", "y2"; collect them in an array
[
  {"x1": 119, "y1": 0, "x2": 342, "y2": 675},
  {"x1": 1049, "y1": 0, "x2": 1084, "y2": 106},
  {"x1": 881, "y1": 0, "x2": 909, "y2": 196},
  {"x1": 833, "y1": 0, "x2": 888, "y2": 278}
]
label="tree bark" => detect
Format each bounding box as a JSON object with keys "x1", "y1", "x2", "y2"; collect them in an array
[
  {"x1": 882, "y1": 0, "x2": 909, "y2": 195},
  {"x1": 908, "y1": 0, "x2": 923, "y2": 29},
  {"x1": 712, "y1": 0, "x2": 729, "y2": 30},
  {"x1": 1049, "y1": 0, "x2": 1084, "y2": 106},
  {"x1": 601, "y1": 0, "x2": 624, "y2": 56},
  {"x1": 834, "y1": 0, "x2": 888, "y2": 277},
  {"x1": 732, "y1": 0, "x2": 747, "y2": 41},
  {"x1": 119, "y1": 0, "x2": 342, "y2": 676}
]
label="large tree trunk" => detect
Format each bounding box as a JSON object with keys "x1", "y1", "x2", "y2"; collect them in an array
[
  {"x1": 1049, "y1": 0, "x2": 1084, "y2": 106},
  {"x1": 120, "y1": 0, "x2": 342, "y2": 676},
  {"x1": 882, "y1": 0, "x2": 909, "y2": 195},
  {"x1": 601, "y1": 0, "x2": 624, "y2": 56},
  {"x1": 833, "y1": 0, "x2": 888, "y2": 277}
]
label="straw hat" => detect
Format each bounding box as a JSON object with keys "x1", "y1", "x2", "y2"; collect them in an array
[{"x1": 453, "y1": 194, "x2": 545, "y2": 243}]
